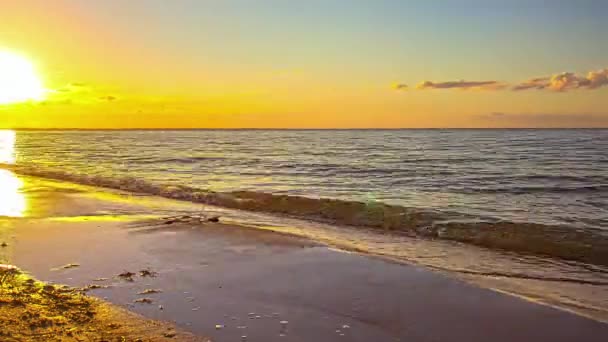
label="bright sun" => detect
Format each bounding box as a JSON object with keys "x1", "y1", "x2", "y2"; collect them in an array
[{"x1": 0, "y1": 50, "x2": 46, "y2": 105}]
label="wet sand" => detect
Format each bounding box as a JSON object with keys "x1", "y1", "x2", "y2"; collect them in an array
[{"x1": 1, "y1": 173, "x2": 608, "y2": 341}]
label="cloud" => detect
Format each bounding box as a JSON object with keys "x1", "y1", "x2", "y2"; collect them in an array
[
  {"x1": 513, "y1": 68, "x2": 608, "y2": 92},
  {"x1": 415, "y1": 80, "x2": 506, "y2": 91},
  {"x1": 99, "y1": 95, "x2": 117, "y2": 101},
  {"x1": 52, "y1": 82, "x2": 91, "y2": 93},
  {"x1": 478, "y1": 112, "x2": 608, "y2": 127},
  {"x1": 511, "y1": 77, "x2": 550, "y2": 91},
  {"x1": 396, "y1": 67, "x2": 608, "y2": 93}
]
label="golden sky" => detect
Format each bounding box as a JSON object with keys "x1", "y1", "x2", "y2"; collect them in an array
[{"x1": 1, "y1": 0, "x2": 607, "y2": 128}]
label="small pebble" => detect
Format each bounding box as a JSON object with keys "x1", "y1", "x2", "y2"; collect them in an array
[
  {"x1": 255, "y1": 315, "x2": 261, "y2": 319},
  {"x1": 237, "y1": 325, "x2": 247, "y2": 329},
  {"x1": 159, "y1": 305, "x2": 164, "y2": 310},
  {"x1": 241, "y1": 336, "x2": 247, "y2": 341},
  {"x1": 342, "y1": 324, "x2": 350, "y2": 329},
  {"x1": 215, "y1": 324, "x2": 224, "y2": 330},
  {"x1": 280, "y1": 321, "x2": 289, "y2": 325},
  {"x1": 192, "y1": 307, "x2": 200, "y2": 311}
]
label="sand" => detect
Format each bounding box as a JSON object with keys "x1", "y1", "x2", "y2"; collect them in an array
[
  {"x1": 1, "y1": 172, "x2": 608, "y2": 341},
  {"x1": 0, "y1": 267, "x2": 205, "y2": 341}
]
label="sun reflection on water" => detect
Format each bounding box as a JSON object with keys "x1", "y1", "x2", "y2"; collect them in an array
[
  {"x1": 0, "y1": 170, "x2": 25, "y2": 217},
  {"x1": 0, "y1": 131, "x2": 25, "y2": 217},
  {"x1": 0, "y1": 130, "x2": 16, "y2": 164}
]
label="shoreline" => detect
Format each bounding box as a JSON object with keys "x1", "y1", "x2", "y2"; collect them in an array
[{"x1": 2, "y1": 164, "x2": 607, "y2": 267}]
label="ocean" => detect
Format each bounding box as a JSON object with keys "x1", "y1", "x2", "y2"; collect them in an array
[
  {"x1": 4, "y1": 129, "x2": 607, "y2": 227},
  {"x1": 2, "y1": 128, "x2": 608, "y2": 319}
]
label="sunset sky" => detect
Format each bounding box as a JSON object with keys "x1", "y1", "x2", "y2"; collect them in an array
[{"x1": 1, "y1": 0, "x2": 607, "y2": 128}]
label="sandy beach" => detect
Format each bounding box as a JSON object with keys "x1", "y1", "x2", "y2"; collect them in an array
[{"x1": 0, "y1": 171, "x2": 606, "y2": 341}]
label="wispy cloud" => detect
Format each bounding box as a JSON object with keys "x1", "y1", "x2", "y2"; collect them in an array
[
  {"x1": 415, "y1": 80, "x2": 506, "y2": 91},
  {"x1": 52, "y1": 82, "x2": 91, "y2": 94},
  {"x1": 513, "y1": 68, "x2": 608, "y2": 92}
]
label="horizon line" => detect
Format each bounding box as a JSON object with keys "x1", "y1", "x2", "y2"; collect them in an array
[{"x1": 4, "y1": 127, "x2": 608, "y2": 131}]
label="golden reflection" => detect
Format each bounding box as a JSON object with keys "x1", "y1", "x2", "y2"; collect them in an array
[
  {"x1": 0, "y1": 169, "x2": 26, "y2": 217},
  {"x1": 0, "y1": 130, "x2": 16, "y2": 164}
]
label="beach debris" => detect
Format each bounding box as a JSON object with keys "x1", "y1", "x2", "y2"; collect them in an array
[
  {"x1": 93, "y1": 277, "x2": 108, "y2": 281},
  {"x1": 161, "y1": 214, "x2": 221, "y2": 225},
  {"x1": 138, "y1": 288, "x2": 162, "y2": 295},
  {"x1": 342, "y1": 324, "x2": 351, "y2": 329},
  {"x1": 1, "y1": 241, "x2": 7, "y2": 247},
  {"x1": 139, "y1": 268, "x2": 158, "y2": 277},
  {"x1": 83, "y1": 284, "x2": 110, "y2": 291},
  {"x1": 237, "y1": 325, "x2": 247, "y2": 329},
  {"x1": 280, "y1": 320, "x2": 289, "y2": 325},
  {"x1": 192, "y1": 307, "x2": 200, "y2": 311},
  {"x1": 117, "y1": 271, "x2": 136, "y2": 281},
  {"x1": 60, "y1": 263, "x2": 80, "y2": 269},
  {"x1": 163, "y1": 331, "x2": 176, "y2": 338},
  {"x1": 185, "y1": 296, "x2": 195, "y2": 302},
  {"x1": 159, "y1": 305, "x2": 164, "y2": 310},
  {"x1": 0, "y1": 263, "x2": 18, "y2": 271},
  {"x1": 215, "y1": 324, "x2": 224, "y2": 330},
  {"x1": 133, "y1": 298, "x2": 154, "y2": 304}
]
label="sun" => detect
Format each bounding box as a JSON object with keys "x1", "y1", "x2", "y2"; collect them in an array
[{"x1": 0, "y1": 50, "x2": 46, "y2": 105}]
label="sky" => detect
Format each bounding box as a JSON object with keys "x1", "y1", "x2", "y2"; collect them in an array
[{"x1": 0, "y1": 0, "x2": 607, "y2": 128}]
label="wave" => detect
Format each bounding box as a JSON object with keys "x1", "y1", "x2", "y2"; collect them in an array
[
  {"x1": 455, "y1": 184, "x2": 608, "y2": 194},
  {"x1": 3, "y1": 163, "x2": 608, "y2": 267}
]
